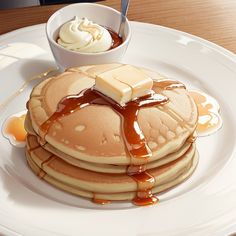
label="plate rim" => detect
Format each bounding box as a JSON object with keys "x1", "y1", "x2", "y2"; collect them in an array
[
  {"x1": 1, "y1": 21, "x2": 236, "y2": 62},
  {"x1": 1, "y1": 21, "x2": 236, "y2": 236}
]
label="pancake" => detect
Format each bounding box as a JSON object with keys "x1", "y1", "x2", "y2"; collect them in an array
[
  {"x1": 27, "y1": 153, "x2": 198, "y2": 201},
  {"x1": 26, "y1": 135, "x2": 198, "y2": 200},
  {"x1": 27, "y1": 64, "x2": 198, "y2": 165},
  {"x1": 26, "y1": 132, "x2": 192, "y2": 174},
  {"x1": 26, "y1": 134, "x2": 197, "y2": 193},
  {"x1": 25, "y1": 63, "x2": 199, "y2": 205}
]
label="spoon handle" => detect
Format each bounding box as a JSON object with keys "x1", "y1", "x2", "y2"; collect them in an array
[{"x1": 118, "y1": 0, "x2": 130, "y2": 37}]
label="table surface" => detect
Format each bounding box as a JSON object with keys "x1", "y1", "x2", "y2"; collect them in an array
[{"x1": 0, "y1": 0, "x2": 236, "y2": 54}]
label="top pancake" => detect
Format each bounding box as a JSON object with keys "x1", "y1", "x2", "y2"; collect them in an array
[{"x1": 27, "y1": 63, "x2": 198, "y2": 165}]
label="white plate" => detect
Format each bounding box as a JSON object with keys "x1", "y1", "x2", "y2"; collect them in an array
[{"x1": 0, "y1": 22, "x2": 236, "y2": 236}]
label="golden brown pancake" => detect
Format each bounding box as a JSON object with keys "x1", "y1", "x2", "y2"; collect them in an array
[
  {"x1": 25, "y1": 63, "x2": 199, "y2": 204},
  {"x1": 25, "y1": 131, "x2": 192, "y2": 174},
  {"x1": 27, "y1": 64, "x2": 198, "y2": 165},
  {"x1": 26, "y1": 134, "x2": 198, "y2": 200}
]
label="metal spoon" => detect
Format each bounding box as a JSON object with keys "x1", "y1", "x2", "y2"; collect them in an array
[{"x1": 118, "y1": 0, "x2": 130, "y2": 38}]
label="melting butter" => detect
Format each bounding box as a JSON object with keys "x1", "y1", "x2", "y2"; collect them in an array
[{"x1": 95, "y1": 65, "x2": 153, "y2": 106}]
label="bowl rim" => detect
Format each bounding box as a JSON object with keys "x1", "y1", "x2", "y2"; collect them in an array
[{"x1": 46, "y1": 2, "x2": 131, "y2": 56}]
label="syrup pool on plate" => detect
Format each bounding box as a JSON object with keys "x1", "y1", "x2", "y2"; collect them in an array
[
  {"x1": 2, "y1": 110, "x2": 27, "y2": 147},
  {"x1": 189, "y1": 90, "x2": 222, "y2": 136}
]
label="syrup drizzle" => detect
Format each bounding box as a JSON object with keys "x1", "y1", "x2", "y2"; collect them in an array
[
  {"x1": 92, "y1": 197, "x2": 111, "y2": 205},
  {"x1": 130, "y1": 170, "x2": 158, "y2": 206},
  {"x1": 39, "y1": 80, "x2": 185, "y2": 206},
  {"x1": 40, "y1": 155, "x2": 55, "y2": 169},
  {"x1": 0, "y1": 69, "x2": 56, "y2": 112},
  {"x1": 189, "y1": 90, "x2": 222, "y2": 136},
  {"x1": 133, "y1": 189, "x2": 159, "y2": 206},
  {"x1": 4, "y1": 113, "x2": 27, "y2": 142},
  {"x1": 127, "y1": 164, "x2": 147, "y2": 175},
  {"x1": 153, "y1": 79, "x2": 186, "y2": 90},
  {"x1": 107, "y1": 28, "x2": 123, "y2": 50},
  {"x1": 40, "y1": 88, "x2": 168, "y2": 160}
]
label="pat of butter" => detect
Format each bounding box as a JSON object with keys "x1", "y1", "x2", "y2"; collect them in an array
[{"x1": 95, "y1": 65, "x2": 153, "y2": 105}]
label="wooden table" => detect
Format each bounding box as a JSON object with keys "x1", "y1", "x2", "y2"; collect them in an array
[{"x1": 0, "y1": 0, "x2": 236, "y2": 53}]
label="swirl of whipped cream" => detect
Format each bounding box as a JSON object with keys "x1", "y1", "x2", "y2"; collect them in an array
[{"x1": 58, "y1": 17, "x2": 113, "y2": 53}]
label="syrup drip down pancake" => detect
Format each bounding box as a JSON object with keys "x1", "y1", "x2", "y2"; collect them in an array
[{"x1": 25, "y1": 63, "x2": 199, "y2": 206}]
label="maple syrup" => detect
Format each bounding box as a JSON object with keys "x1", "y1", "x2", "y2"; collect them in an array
[
  {"x1": 189, "y1": 90, "x2": 222, "y2": 136},
  {"x1": 40, "y1": 80, "x2": 185, "y2": 206},
  {"x1": 92, "y1": 198, "x2": 111, "y2": 205},
  {"x1": 107, "y1": 28, "x2": 123, "y2": 50},
  {"x1": 4, "y1": 113, "x2": 27, "y2": 143},
  {"x1": 0, "y1": 69, "x2": 55, "y2": 112}
]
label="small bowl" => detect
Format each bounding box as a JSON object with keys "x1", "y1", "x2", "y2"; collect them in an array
[{"x1": 46, "y1": 3, "x2": 131, "y2": 71}]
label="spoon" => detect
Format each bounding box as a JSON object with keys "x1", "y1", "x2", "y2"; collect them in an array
[{"x1": 118, "y1": 0, "x2": 130, "y2": 38}]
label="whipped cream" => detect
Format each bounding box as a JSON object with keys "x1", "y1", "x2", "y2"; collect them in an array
[{"x1": 58, "y1": 17, "x2": 113, "y2": 53}]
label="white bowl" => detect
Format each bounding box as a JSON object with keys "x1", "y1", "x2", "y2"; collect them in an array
[{"x1": 46, "y1": 3, "x2": 131, "y2": 70}]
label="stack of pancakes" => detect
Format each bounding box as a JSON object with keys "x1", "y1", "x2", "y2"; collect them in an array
[{"x1": 25, "y1": 63, "x2": 199, "y2": 203}]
